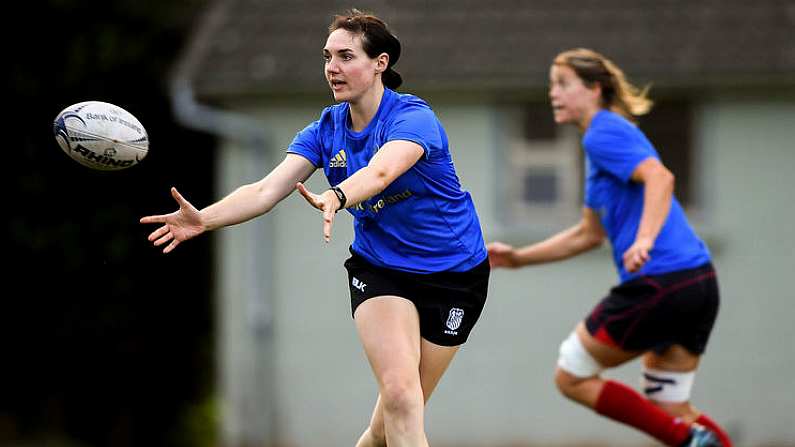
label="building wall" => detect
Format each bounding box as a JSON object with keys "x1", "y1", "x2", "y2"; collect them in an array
[{"x1": 216, "y1": 98, "x2": 795, "y2": 446}]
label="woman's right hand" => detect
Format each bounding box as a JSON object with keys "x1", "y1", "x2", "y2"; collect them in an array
[
  {"x1": 487, "y1": 241, "x2": 520, "y2": 269},
  {"x1": 140, "y1": 187, "x2": 205, "y2": 253}
]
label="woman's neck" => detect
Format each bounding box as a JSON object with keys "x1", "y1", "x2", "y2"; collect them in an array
[
  {"x1": 348, "y1": 83, "x2": 385, "y2": 132},
  {"x1": 577, "y1": 106, "x2": 602, "y2": 132}
]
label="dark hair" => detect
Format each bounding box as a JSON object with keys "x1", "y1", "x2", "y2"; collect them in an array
[
  {"x1": 554, "y1": 48, "x2": 652, "y2": 121},
  {"x1": 329, "y1": 8, "x2": 403, "y2": 90}
]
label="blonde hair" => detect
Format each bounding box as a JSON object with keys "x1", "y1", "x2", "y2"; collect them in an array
[{"x1": 554, "y1": 48, "x2": 652, "y2": 120}]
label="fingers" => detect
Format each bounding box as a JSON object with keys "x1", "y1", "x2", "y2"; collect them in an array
[
  {"x1": 487, "y1": 242, "x2": 513, "y2": 267},
  {"x1": 624, "y1": 237, "x2": 653, "y2": 272},
  {"x1": 487, "y1": 243, "x2": 515, "y2": 269},
  {"x1": 171, "y1": 186, "x2": 186, "y2": 205},
  {"x1": 295, "y1": 182, "x2": 317, "y2": 206},
  {"x1": 147, "y1": 224, "x2": 170, "y2": 242},
  {"x1": 487, "y1": 241, "x2": 512, "y2": 254},
  {"x1": 297, "y1": 182, "x2": 337, "y2": 242},
  {"x1": 140, "y1": 188, "x2": 189, "y2": 254},
  {"x1": 163, "y1": 239, "x2": 179, "y2": 254},
  {"x1": 154, "y1": 231, "x2": 174, "y2": 247},
  {"x1": 140, "y1": 215, "x2": 167, "y2": 224},
  {"x1": 323, "y1": 208, "x2": 335, "y2": 243},
  {"x1": 623, "y1": 251, "x2": 636, "y2": 272},
  {"x1": 624, "y1": 248, "x2": 650, "y2": 272},
  {"x1": 143, "y1": 224, "x2": 178, "y2": 253},
  {"x1": 141, "y1": 187, "x2": 184, "y2": 224}
]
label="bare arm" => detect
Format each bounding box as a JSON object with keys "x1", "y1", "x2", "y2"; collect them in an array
[
  {"x1": 622, "y1": 156, "x2": 675, "y2": 272},
  {"x1": 295, "y1": 140, "x2": 424, "y2": 242},
  {"x1": 202, "y1": 154, "x2": 316, "y2": 230},
  {"x1": 141, "y1": 154, "x2": 316, "y2": 253},
  {"x1": 488, "y1": 207, "x2": 606, "y2": 269},
  {"x1": 313, "y1": 139, "x2": 424, "y2": 209}
]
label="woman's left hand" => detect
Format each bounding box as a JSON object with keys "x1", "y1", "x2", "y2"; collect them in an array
[
  {"x1": 487, "y1": 241, "x2": 520, "y2": 269},
  {"x1": 622, "y1": 237, "x2": 653, "y2": 273},
  {"x1": 296, "y1": 182, "x2": 340, "y2": 243}
]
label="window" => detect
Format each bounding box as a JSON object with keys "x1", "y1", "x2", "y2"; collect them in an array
[
  {"x1": 497, "y1": 102, "x2": 581, "y2": 229},
  {"x1": 497, "y1": 100, "x2": 696, "y2": 230}
]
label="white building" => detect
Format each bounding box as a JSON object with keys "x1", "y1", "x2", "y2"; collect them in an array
[{"x1": 173, "y1": 1, "x2": 795, "y2": 445}]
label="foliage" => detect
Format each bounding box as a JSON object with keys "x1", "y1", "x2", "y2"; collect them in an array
[{"x1": 5, "y1": 1, "x2": 216, "y2": 446}]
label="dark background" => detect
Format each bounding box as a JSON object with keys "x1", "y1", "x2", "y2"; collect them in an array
[{"x1": 6, "y1": 1, "x2": 217, "y2": 446}]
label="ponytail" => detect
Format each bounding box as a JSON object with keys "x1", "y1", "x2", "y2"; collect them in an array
[{"x1": 382, "y1": 68, "x2": 403, "y2": 90}]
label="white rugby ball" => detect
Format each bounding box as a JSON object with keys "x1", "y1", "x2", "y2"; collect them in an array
[{"x1": 53, "y1": 101, "x2": 149, "y2": 170}]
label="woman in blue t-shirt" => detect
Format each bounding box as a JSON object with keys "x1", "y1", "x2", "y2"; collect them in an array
[
  {"x1": 487, "y1": 48, "x2": 730, "y2": 447},
  {"x1": 141, "y1": 9, "x2": 489, "y2": 447}
]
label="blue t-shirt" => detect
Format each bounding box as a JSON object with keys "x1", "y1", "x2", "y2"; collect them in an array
[
  {"x1": 583, "y1": 109, "x2": 711, "y2": 282},
  {"x1": 287, "y1": 88, "x2": 487, "y2": 273}
]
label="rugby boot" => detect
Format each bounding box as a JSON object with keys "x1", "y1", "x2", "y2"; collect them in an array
[{"x1": 680, "y1": 424, "x2": 722, "y2": 447}]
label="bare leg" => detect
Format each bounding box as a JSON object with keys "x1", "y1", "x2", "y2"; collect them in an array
[
  {"x1": 353, "y1": 296, "x2": 434, "y2": 447},
  {"x1": 645, "y1": 346, "x2": 732, "y2": 446},
  {"x1": 553, "y1": 322, "x2": 639, "y2": 406},
  {"x1": 356, "y1": 338, "x2": 459, "y2": 447},
  {"x1": 643, "y1": 345, "x2": 701, "y2": 422},
  {"x1": 554, "y1": 322, "x2": 693, "y2": 446}
]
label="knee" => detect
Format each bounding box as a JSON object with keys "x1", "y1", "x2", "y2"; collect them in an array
[
  {"x1": 380, "y1": 374, "x2": 422, "y2": 416},
  {"x1": 554, "y1": 367, "x2": 584, "y2": 400},
  {"x1": 557, "y1": 331, "x2": 604, "y2": 379},
  {"x1": 555, "y1": 331, "x2": 603, "y2": 401}
]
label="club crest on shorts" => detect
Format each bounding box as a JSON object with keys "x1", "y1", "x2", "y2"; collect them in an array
[{"x1": 445, "y1": 307, "x2": 464, "y2": 333}]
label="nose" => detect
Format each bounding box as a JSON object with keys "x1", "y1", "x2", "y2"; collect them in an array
[{"x1": 326, "y1": 58, "x2": 340, "y2": 76}]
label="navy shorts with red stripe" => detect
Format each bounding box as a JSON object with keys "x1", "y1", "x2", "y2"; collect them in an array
[{"x1": 585, "y1": 262, "x2": 720, "y2": 354}]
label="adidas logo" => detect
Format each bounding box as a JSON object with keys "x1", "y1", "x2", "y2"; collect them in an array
[{"x1": 329, "y1": 149, "x2": 347, "y2": 168}]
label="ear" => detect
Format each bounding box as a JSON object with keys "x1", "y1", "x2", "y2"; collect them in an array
[
  {"x1": 375, "y1": 52, "x2": 389, "y2": 73},
  {"x1": 588, "y1": 82, "x2": 603, "y2": 102}
]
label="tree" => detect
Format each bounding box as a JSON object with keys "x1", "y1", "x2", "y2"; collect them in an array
[{"x1": 5, "y1": 2, "x2": 216, "y2": 446}]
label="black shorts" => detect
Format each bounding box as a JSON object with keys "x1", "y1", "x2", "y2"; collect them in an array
[
  {"x1": 585, "y1": 263, "x2": 720, "y2": 355},
  {"x1": 343, "y1": 249, "x2": 490, "y2": 347}
]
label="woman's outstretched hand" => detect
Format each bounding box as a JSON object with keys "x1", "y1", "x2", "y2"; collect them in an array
[
  {"x1": 487, "y1": 241, "x2": 520, "y2": 269},
  {"x1": 140, "y1": 187, "x2": 205, "y2": 253},
  {"x1": 295, "y1": 182, "x2": 340, "y2": 243}
]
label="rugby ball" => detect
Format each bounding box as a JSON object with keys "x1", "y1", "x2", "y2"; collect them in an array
[{"x1": 53, "y1": 101, "x2": 149, "y2": 170}]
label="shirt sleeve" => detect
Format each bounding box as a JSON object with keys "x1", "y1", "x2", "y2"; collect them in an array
[
  {"x1": 286, "y1": 119, "x2": 323, "y2": 168},
  {"x1": 384, "y1": 104, "x2": 443, "y2": 159},
  {"x1": 583, "y1": 125, "x2": 655, "y2": 182}
]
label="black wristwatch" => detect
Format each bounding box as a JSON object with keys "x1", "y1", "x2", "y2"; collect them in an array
[{"x1": 329, "y1": 185, "x2": 347, "y2": 211}]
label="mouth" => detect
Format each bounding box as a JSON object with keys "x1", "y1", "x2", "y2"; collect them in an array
[{"x1": 329, "y1": 79, "x2": 346, "y2": 90}]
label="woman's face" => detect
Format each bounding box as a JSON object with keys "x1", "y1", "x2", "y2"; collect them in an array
[
  {"x1": 323, "y1": 29, "x2": 383, "y2": 103},
  {"x1": 548, "y1": 63, "x2": 601, "y2": 128}
]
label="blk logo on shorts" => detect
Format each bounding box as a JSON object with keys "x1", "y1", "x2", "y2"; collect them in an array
[
  {"x1": 445, "y1": 308, "x2": 464, "y2": 335},
  {"x1": 352, "y1": 277, "x2": 366, "y2": 292}
]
